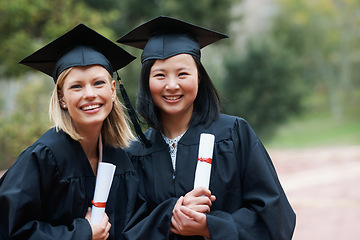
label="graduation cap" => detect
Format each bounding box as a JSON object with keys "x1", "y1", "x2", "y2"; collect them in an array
[
  {"x1": 19, "y1": 23, "x2": 136, "y2": 83},
  {"x1": 117, "y1": 16, "x2": 228, "y2": 63}
]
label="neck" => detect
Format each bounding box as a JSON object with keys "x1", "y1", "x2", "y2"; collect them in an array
[
  {"x1": 161, "y1": 112, "x2": 191, "y2": 139},
  {"x1": 77, "y1": 124, "x2": 102, "y2": 175}
]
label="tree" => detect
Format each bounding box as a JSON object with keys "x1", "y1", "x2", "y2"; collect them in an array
[
  {"x1": 0, "y1": 0, "x2": 119, "y2": 78},
  {"x1": 221, "y1": 38, "x2": 303, "y2": 140},
  {"x1": 273, "y1": 0, "x2": 360, "y2": 119},
  {"x1": 0, "y1": 76, "x2": 53, "y2": 170}
]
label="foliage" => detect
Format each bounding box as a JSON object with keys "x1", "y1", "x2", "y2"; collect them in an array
[
  {"x1": 222, "y1": 38, "x2": 303, "y2": 140},
  {"x1": 0, "y1": 77, "x2": 53, "y2": 169},
  {"x1": 0, "y1": 0, "x2": 119, "y2": 78},
  {"x1": 273, "y1": 0, "x2": 360, "y2": 119},
  {"x1": 113, "y1": 0, "x2": 234, "y2": 34}
]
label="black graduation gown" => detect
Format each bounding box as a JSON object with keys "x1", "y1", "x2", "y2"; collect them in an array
[
  {"x1": 124, "y1": 114, "x2": 296, "y2": 240},
  {"x1": 0, "y1": 128, "x2": 139, "y2": 240}
]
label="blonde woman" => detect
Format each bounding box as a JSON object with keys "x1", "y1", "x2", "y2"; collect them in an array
[{"x1": 0, "y1": 24, "x2": 137, "y2": 240}]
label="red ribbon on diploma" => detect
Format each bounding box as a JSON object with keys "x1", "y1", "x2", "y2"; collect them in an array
[
  {"x1": 92, "y1": 200, "x2": 106, "y2": 208},
  {"x1": 198, "y1": 157, "x2": 212, "y2": 164}
]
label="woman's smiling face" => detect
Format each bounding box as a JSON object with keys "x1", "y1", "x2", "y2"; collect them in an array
[
  {"x1": 149, "y1": 53, "x2": 199, "y2": 120},
  {"x1": 60, "y1": 65, "x2": 116, "y2": 130}
]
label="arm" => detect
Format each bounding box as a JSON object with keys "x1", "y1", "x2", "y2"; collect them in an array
[
  {"x1": 0, "y1": 146, "x2": 93, "y2": 240},
  {"x1": 123, "y1": 196, "x2": 178, "y2": 240},
  {"x1": 205, "y1": 119, "x2": 296, "y2": 240}
]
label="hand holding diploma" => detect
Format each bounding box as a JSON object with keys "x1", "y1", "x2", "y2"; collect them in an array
[
  {"x1": 85, "y1": 209, "x2": 111, "y2": 240},
  {"x1": 171, "y1": 133, "x2": 215, "y2": 237},
  {"x1": 90, "y1": 162, "x2": 116, "y2": 225},
  {"x1": 194, "y1": 133, "x2": 215, "y2": 189}
]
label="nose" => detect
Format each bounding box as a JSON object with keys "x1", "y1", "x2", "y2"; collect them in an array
[
  {"x1": 165, "y1": 76, "x2": 180, "y2": 91},
  {"x1": 83, "y1": 85, "x2": 96, "y2": 99}
]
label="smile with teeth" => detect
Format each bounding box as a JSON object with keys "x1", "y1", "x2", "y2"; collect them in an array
[
  {"x1": 163, "y1": 95, "x2": 182, "y2": 100},
  {"x1": 81, "y1": 104, "x2": 101, "y2": 111}
]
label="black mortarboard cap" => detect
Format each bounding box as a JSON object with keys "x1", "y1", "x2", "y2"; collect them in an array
[
  {"x1": 20, "y1": 23, "x2": 135, "y2": 83},
  {"x1": 117, "y1": 16, "x2": 228, "y2": 63}
]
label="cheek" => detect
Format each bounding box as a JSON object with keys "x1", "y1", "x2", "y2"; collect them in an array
[
  {"x1": 63, "y1": 92, "x2": 76, "y2": 105},
  {"x1": 149, "y1": 79, "x2": 162, "y2": 96},
  {"x1": 186, "y1": 78, "x2": 199, "y2": 99}
]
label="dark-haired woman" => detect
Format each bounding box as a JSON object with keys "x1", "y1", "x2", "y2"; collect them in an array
[{"x1": 120, "y1": 16, "x2": 296, "y2": 240}]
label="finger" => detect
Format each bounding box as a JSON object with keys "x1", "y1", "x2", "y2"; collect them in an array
[
  {"x1": 172, "y1": 196, "x2": 183, "y2": 216},
  {"x1": 106, "y1": 222, "x2": 111, "y2": 232},
  {"x1": 171, "y1": 210, "x2": 185, "y2": 234},
  {"x1": 193, "y1": 187, "x2": 212, "y2": 198},
  {"x1": 184, "y1": 196, "x2": 213, "y2": 211},
  {"x1": 172, "y1": 198, "x2": 183, "y2": 229},
  {"x1": 172, "y1": 202, "x2": 183, "y2": 227},
  {"x1": 176, "y1": 196, "x2": 184, "y2": 205},
  {"x1": 101, "y1": 213, "x2": 109, "y2": 224},
  {"x1": 180, "y1": 206, "x2": 205, "y2": 222},
  {"x1": 173, "y1": 196, "x2": 184, "y2": 212},
  {"x1": 197, "y1": 195, "x2": 213, "y2": 206},
  {"x1": 171, "y1": 216, "x2": 180, "y2": 233},
  {"x1": 85, "y1": 210, "x2": 91, "y2": 219},
  {"x1": 170, "y1": 225, "x2": 180, "y2": 235},
  {"x1": 189, "y1": 204, "x2": 210, "y2": 213}
]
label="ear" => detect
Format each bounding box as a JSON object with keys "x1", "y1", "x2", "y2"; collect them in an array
[
  {"x1": 58, "y1": 90, "x2": 67, "y2": 109},
  {"x1": 111, "y1": 80, "x2": 117, "y2": 101}
]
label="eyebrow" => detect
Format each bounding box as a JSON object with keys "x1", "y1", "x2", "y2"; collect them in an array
[{"x1": 151, "y1": 66, "x2": 191, "y2": 73}]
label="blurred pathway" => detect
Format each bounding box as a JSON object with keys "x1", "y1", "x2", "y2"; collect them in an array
[{"x1": 270, "y1": 146, "x2": 360, "y2": 240}]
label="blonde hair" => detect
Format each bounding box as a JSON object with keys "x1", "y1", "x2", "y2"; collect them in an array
[{"x1": 49, "y1": 67, "x2": 135, "y2": 148}]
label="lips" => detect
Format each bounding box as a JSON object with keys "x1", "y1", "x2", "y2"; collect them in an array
[
  {"x1": 163, "y1": 95, "x2": 182, "y2": 101},
  {"x1": 81, "y1": 104, "x2": 101, "y2": 111}
]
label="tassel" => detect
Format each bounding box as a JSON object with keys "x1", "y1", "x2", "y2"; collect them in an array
[{"x1": 116, "y1": 71, "x2": 152, "y2": 148}]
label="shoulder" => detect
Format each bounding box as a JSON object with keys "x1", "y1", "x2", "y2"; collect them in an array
[
  {"x1": 197, "y1": 114, "x2": 253, "y2": 140},
  {"x1": 103, "y1": 145, "x2": 136, "y2": 175},
  {"x1": 215, "y1": 114, "x2": 252, "y2": 128},
  {"x1": 126, "y1": 128, "x2": 167, "y2": 158},
  {"x1": 35, "y1": 128, "x2": 75, "y2": 148},
  {"x1": 33, "y1": 127, "x2": 81, "y2": 159},
  {"x1": 16, "y1": 128, "x2": 66, "y2": 160},
  {"x1": 1, "y1": 129, "x2": 64, "y2": 180}
]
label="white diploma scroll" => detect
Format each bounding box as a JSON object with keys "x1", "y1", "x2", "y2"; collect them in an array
[
  {"x1": 194, "y1": 133, "x2": 215, "y2": 189},
  {"x1": 90, "y1": 162, "x2": 116, "y2": 225}
]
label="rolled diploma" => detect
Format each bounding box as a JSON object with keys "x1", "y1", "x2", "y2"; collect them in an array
[
  {"x1": 194, "y1": 133, "x2": 215, "y2": 189},
  {"x1": 90, "y1": 162, "x2": 116, "y2": 225}
]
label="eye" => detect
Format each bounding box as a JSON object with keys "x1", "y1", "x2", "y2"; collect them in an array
[
  {"x1": 153, "y1": 73, "x2": 165, "y2": 79},
  {"x1": 70, "y1": 84, "x2": 82, "y2": 89},
  {"x1": 179, "y1": 72, "x2": 189, "y2": 78},
  {"x1": 94, "y1": 80, "x2": 106, "y2": 86}
]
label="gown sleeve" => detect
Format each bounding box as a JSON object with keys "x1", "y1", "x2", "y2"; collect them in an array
[
  {"x1": 123, "y1": 196, "x2": 177, "y2": 240},
  {"x1": 206, "y1": 118, "x2": 296, "y2": 240},
  {"x1": 123, "y1": 138, "x2": 178, "y2": 240},
  {"x1": 0, "y1": 144, "x2": 92, "y2": 240}
]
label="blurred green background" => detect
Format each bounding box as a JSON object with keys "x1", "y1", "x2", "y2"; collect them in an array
[{"x1": 1, "y1": 0, "x2": 359, "y2": 170}]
